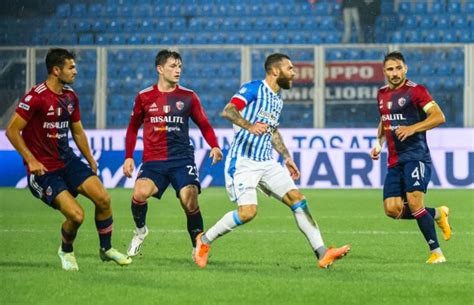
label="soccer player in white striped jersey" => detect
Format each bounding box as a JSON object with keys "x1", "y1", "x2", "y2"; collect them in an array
[{"x1": 193, "y1": 53, "x2": 351, "y2": 269}]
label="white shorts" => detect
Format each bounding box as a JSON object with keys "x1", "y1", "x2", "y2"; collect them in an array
[{"x1": 224, "y1": 156, "x2": 297, "y2": 205}]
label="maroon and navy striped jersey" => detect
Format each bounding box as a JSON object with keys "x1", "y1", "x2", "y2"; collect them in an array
[
  {"x1": 15, "y1": 82, "x2": 80, "y2": 173},
  {"x1": 377, "y1": 79, "x2": 434, "y2": 168},
  {"x1": 125, "y1": 84, "x2": 219, "y2": 162}
]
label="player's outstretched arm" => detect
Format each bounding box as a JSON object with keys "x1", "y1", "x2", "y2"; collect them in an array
[
  {"x1": 221, "y1": 103, "x2": 267, "y2": 135},
  {"x1": 5, "y1": 113, "x2": 47, "y2": 175},
  {"x1": 272, "y1": 129, "x2": 300, "y2": 180},
  {"x1": 71, "y1": 121, "x2": 97, "y2": 173},
  {"x1": 395, "y1": 102, "x2": 446, "y2": 142}
]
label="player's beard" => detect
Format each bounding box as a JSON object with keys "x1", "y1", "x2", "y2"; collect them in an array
[
  {"x1": 277, "y1": 75, "x2": 292, "y2": 90},
  {"x1": 389, "y1": 76, "x2": 404, "y2": 87},
  {"x1": 59, "y1": 74, "x2": 74, "y2": 85}
]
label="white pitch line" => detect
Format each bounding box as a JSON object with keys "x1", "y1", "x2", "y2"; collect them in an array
[{"x1": 0, "y1": 228, "x2": 472, "y2": 235}]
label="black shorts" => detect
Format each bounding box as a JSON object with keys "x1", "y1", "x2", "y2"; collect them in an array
[
  {"x1": 383, "y1": 160, "x2": 432, "y2": 200},
  {"x1": 27, "y1": 156, "x2": 95, "y2": 209},
  {"x1": 137, "y1": 158, "x2": 201, "y2": 199}
]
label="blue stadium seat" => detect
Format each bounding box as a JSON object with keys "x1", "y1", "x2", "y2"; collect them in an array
[
  {"x1": 430, "y1": 2, "x2": 444, "y2": 13},
  {"x1": 156, "y1": 19, "x2": 170, "y2": 31},
  {"x1": 441, "y1": 30, "x2": 457, "y2": 43},
  {"x1": 390, "y1": 31, "x2": 403, "y2": 43},
  {"x1": 76, "y1": 20, "x2": 91, "y2": 32},
  {"x1": 447, "y1": 2, "x2": 461, "y2": 13},
  {"x1": 274, "y1": 34, "x2": 289, "y2": 44},
  {"x1": 258, "y1": 33, "x2": 272, "y2": 44},
  {"x1": 106, "y1": 20, "x2": 122, "y2": 32},
  {"x1": 398, "y1": 2, "x2": 411, "y2": 14},
  {"x1": 435, "y1": 15, "x2": 450, "y2": 29},
  {"x1": 71, "y1": 4, "x2": 87, "y2": 17},
  {"x1": 88, "y1": 4, "x2": 104, "y2": 17},
  {"x1": 143, "y1": 33, "x2": 158, "y2": 44},
  {"x1": 414, "y1": 2, "x2": 427, "y2": 14},
  {"x1": 459, "y1": 31, "x2": 472, "y2": 42},
  {"x1": 56, "y1": 4, "x2": 71, "y2": 17},
  {"x1": 110, "y1": 34, "x2": 125, "y2": 45},
  {"x1": 225, "y1": 33, "x2": 241, "y2": 44},
  {"x1": 419, "y1": 17, "x2": 434, "y2": 29},
  {"x1": 139, "y1": 20, "x2": 154, "y2": 32},
  {"x1": 452, "y1": 15, "x2": 467, "y2": 28},
  {"x1": 79, "y1": 33, "x2": 93, "y2": 45},
  {"x1": 291, "y1": 33, "x2": 307, "y2": 44},
  {"x1": 127, "y1": 34, "x2": 142, "y2": 45},
  {"x1": 466, "y1": 2, "x2": 474, "y2": 13},
  {"x1": 436, "y1": 62, "x2": 451, "y2": 76},
  {"x1": 402, "y1": 15, "x2": 418, "y2": 28}
]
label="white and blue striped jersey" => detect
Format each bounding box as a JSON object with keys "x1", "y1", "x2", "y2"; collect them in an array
[{"x1": 229, "y1": 80, "x2": 284, "y2": 161}]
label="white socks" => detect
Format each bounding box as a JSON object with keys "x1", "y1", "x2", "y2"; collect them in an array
[
  {"x1": 291, "y1": 200, "x2": 325, "y2": 252},
  {"x1": 204, "y1": 210, "x2": 243, "y2": 243}
]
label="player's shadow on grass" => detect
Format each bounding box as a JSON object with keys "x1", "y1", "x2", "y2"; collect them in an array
[{"x1": 0, "y1": 261, "x2": 52, "y2": 268}]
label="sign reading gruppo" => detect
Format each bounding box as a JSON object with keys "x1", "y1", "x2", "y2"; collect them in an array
[
  {"x1": 281, "y1": 61, "x2": 385, "y2": 104},
  {"x1": 326, "y1": 61, "x2": 385, "y2": 104}
]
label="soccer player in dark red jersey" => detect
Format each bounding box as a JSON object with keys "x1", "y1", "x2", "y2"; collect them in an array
[
  {"x1": 5, "y1": 48, "x2": 131, "y2": 271},
  {"x1": 370, "y1": 51, "x2": 451, "y2": 264},
  {"x1": 123, "y1": 49, "x2": 223, "y2": 258}
]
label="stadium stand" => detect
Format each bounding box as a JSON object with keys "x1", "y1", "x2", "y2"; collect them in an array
[{"x1": 0, "y1": 0, "x2": 470, "y2": 128}]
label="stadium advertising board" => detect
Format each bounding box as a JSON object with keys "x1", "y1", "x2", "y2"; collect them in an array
[
  {"x1": 282, "y1": 61, "x2": 385, "y2": 104},
  {"x1": 0, "y1": 129, "x2": 472, "y2": 189}
]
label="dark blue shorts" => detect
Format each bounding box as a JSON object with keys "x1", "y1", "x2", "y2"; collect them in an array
[
  {"x1": 383, "y1": 160, "x2": 432, "y2": 200},
  {"x1": 27, "y1": 156, "x2": 95, "y2": 209},
  {"x1": 137, "y1": 158, "x2": 201, "y2": 199}
]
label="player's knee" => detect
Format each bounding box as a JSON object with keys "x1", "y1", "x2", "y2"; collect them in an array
[
  {"x1": 285, "y1": 189, "x2": 305, "y2": 203},
  {"x1": 133, "y1": 188, "x2": 151, "y2": 203},
  {"x1": 238, "y1": 205, "x2": 257, "y2": 223},
  {"x1": 95, "y1": 193, "x2": 111, "y2": 210},
  {"x1": 69, "y1": 209, "x2": 85, "y2": 225},
  {"x1": 384, "y1": 202, "x2": 402, "y2": 219}
]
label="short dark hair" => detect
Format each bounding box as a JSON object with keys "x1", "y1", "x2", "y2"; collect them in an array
[
  {"x1": 264, "y1": 53, "x2": 291, "y2": 73},
  {"x1": 155, "y1": 49, "x2": 182, "y2": 67},
  {"x1": 45, "y1": 48, "x2": 75, "y2": 74},
  {"x1": 383, "y1": 51, "x2": 406, "y2": 65}
]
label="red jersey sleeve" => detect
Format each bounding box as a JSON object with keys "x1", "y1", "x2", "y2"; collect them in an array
[
  {"x1": 190, "y1": 93, "x2": 219, "y2": 149},
  {"x1": 412, "y1": 84, "x2": 433, "y2": 109},
  {"x1": 230, "y1": 97, "x2": 246, "y2": 111},
  {"x1": 70, "y1": 91, "x2": 81, "y2": 122},
  {"x1": 15, "y1": 92, "x2": 39, "y2": 122},
  {"x1": 125, "y1": 95, "x2": 144, "y2": 159}
]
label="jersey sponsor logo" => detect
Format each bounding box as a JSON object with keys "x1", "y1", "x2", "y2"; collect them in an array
[
  {"x1": 176, "y1": 101, "x2": 184, "y2": 110},
  {"x1": 67, "y1": 104, "x2": 74, "y2": 114},
  {"x1": 154, "y1": 126, "x2": 182, "y2": 132},
  {"x1": 43, "y1": 121, "x2": 69, "y2": 129},
  {"x1": 398, "y1": 97, "x2": 406, "y2": 107},
  {"x1": 381, "y1": 113, "x2": 406, "y2": 121},
  {"x1": 150, "y1": 116, "x2": 184, "y2": 124},
  {"x1": 163, "y1": 105, "x2": 171, "y2": 113},
  {"x1": 256, "y1": 109, "x2": 277, "y2": 124},
  {"x1": 19, "y1": 103, "x2": 30, "y2": 111},
  {"x1": 47, "y1": 132, "x2": 68, "y2": 139},
  {"x1": 24, "y1": 95, "x2": 32, "y2": 103}
]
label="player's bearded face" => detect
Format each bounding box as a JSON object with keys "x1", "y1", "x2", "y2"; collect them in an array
[
  {"x1": 276, "y1": 59, "x2": 296, "y2": 90},
  {"x1": 384, "y1": 59, "x2": 407, "y2": 88},
  {"x1": 57, "y1": 59, "x2": 77, "y2": 85}
]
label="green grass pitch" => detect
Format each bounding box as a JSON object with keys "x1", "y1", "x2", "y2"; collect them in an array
[{"x1": 0, "y1": 188, "x2": 472, "y2": 305}]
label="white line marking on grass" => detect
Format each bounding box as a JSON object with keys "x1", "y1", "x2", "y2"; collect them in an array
[{"x1": 0, "y1": 228, "x2": 472, "y2": 235}]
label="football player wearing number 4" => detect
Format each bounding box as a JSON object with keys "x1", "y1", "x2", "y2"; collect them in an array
[
  {"x1": 193, "y1": 53, "x2": 351, "y2": 269},
  {"x1": 370, "y1": 51, "x2": 452, "y2": 264},
  {"x1": 123, "y1": 50, "x2": 223, "y2": 259}
]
